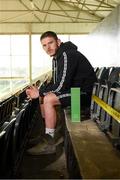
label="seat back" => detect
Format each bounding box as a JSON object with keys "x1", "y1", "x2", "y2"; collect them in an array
[
  {"x1": 91, "y1": 67, "x2": 108, "y2": 119},
  {"x1": 0, "y1": 96, "x2": 16, "y2": 126},
  {"x1": 91, "y1": 67, "x2": 115, "y2": 122},
  {"x1": 106, "y1": 87, "x2": 120, "y2": 138},
  {"x1": 97, "y1": 68, "x2": 120, "y2": 130},
  {"x1": 0, "y1": 118, "x2": 16, "y2": 178},
  {"x1": 107, "y1": 67, "x2": 120, "y2": 89}
]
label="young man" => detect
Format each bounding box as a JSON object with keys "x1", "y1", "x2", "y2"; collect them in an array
[{"x1": 26, "y1": 31, "x2": 97, "y2": 155}]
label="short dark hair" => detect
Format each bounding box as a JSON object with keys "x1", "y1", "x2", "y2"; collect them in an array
[{"x1": 40, "y1": 31, "x2": 58, "y2": 41}]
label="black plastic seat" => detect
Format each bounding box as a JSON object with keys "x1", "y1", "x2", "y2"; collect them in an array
[
  {"x1": 12, "y1": 103, "x2": 30, "y2": 167},
  {"x1": 95, "y1": 67, "x2": 115, "y2": 124},
  {"x1": 91, "y1": 67, "x2": 110, "y2": 120},
  {"x1": 18, "y1": 89, "x2": 27, "y2": 108},
  {"x1": 12, "y1": 99, "x2": 39, "y2": 174},
  {"x1": 105, "y1": 83, "x2": 120, "y2": 147},
  {"x1": 0, "y1": 96, "x2": 16, "y2": 126},
  {"x1": 0, "y1": 118, "x2": 16, "y2": 178},
  {"x1": 96, "y1": 67, "x2": 120, "y2": 130}
]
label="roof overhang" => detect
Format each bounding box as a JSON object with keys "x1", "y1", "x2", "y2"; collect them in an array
[{"x1": 0, "y1": 0, "x2": 119, "y2": 34}]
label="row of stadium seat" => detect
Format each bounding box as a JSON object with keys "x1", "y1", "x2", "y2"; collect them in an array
[
  {"x1": 0, "y1": 89, "x2": 27, "y2": 127},
  {"x1": 0, "y1": 79, "x2": 42, "y2": 178},
  {"x1": 91, "y1": 66, "x2": 120, "y2": 147},
  {"x1": 0, "y1": 79, "x2": 42, "y2": 127},
  {"x1": 0, "y1": 98, "x2": 39, "y2": 178}
]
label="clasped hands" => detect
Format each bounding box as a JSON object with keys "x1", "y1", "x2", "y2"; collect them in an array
[{"x1": 26, "y1": 85, "x2": 39, "y2": 100}]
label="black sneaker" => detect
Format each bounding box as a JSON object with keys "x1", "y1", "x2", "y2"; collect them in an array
[
  {"x1": 27, "y1": 134, "x2": 62, "y2": 155},
  {"x1": 27, "y1": 135, "x2": 43, "y2": 147}
]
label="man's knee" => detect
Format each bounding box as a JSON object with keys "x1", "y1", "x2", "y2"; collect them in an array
[{"x1": 44, "y1": 93, "x2": 60, "y2": 105}]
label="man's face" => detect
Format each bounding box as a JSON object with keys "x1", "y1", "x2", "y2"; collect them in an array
[{"x1": 41, "y1": 36, "x2": 61, "y2": 57}]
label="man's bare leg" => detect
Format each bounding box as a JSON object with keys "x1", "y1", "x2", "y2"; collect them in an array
[
  {"x1": 27, "y1": 93, "x2": 62, "y2": 155},
  {"x1": 43, "y1": 93, "x2": 61, "y2": 137}
]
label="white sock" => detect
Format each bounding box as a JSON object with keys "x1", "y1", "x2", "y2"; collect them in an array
[{"x1": 45, "y1": 128, "x2": 55, "y2": 138}]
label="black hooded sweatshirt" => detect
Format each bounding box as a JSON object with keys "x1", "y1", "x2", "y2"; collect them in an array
[{"x1": 39, "y1": 41, "x2": 97, "y2": 98}]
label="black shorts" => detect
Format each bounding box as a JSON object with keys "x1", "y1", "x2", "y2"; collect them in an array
[
  {"x1": 58, "y1": 91, "x2": 92, "y2": 109},
  {"x1": 59, "y1": 95, "x2": 71, "y2": 108}
]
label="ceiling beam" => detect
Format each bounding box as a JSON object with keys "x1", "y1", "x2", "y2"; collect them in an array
[
  {"x1": 58, "y1": 0, "x2": 115, "y2": 8},
  {"x1": 19, "y1": 0, "x2": 42, "y2": 22},
  {"x1": 0, "y1": 9, "x2": 113, "y2": 12},
  {"x1": 54, "y1": 0, "x2": 74, "y2": 22}
]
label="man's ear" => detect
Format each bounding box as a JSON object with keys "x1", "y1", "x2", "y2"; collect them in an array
[{"x1": 57, "y1": 39, "x2": 61, "y2": 47}]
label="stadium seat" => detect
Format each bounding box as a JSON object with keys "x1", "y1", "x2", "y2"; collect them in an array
[
  {"x1": 91, "y1": 67, "x2": 111, "y2": 120},
  {"x1": 96, "y1": 67, "x2": 120, "y2": 131},
  {"x1": 0, "y1": 118, "x2": 16, "y2": 178},
  {"x1": 105, "y1": 84, "x2": 120, "y2": 147}
]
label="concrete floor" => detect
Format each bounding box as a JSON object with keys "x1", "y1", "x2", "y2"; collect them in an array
[{"x1": 16, "y1": 142, "x2": 68, "y2": 179}]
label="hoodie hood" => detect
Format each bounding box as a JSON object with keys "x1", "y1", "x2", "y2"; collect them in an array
[{"x1": 56, "y1": 41, "x2": 77, "y2": 58}]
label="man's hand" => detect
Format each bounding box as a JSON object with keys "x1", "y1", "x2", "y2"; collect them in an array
[{"x1": 26, "y1": 86, "x2": 39, "y2": 100}]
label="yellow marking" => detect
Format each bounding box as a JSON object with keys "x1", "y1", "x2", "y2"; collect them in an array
[{"x1": 92, "y1": 95, "x2": 120, "y2": 123}]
